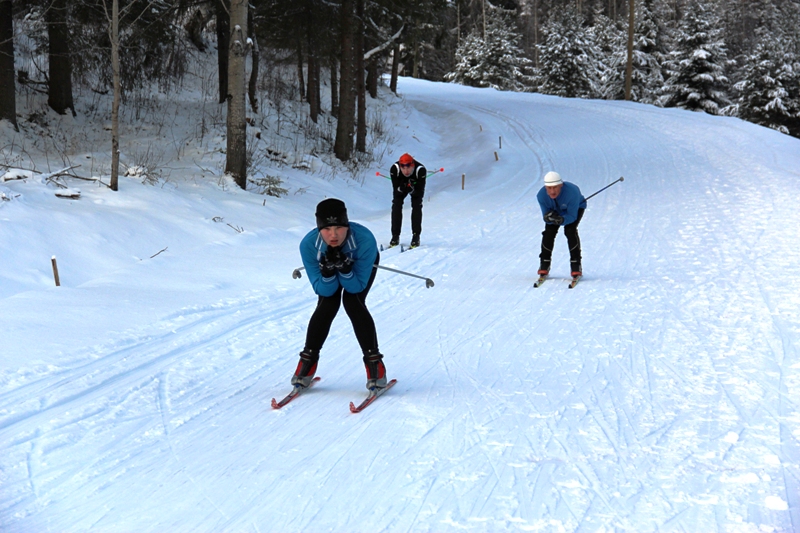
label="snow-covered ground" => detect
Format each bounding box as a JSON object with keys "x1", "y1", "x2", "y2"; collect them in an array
[{"x1": 2, "y1": 76, "x2": 799, "y2": 533}]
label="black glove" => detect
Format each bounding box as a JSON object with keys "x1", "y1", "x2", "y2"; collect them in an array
[
  {"x1": 319, "y1": 254, "x2": 336, "y2": 278},
  {"x1": 326, "y1": 246, "x2": 354, "y2": 274},
  {"x1": 544, "y1": 210, "x2": 564, "y2": 225}
]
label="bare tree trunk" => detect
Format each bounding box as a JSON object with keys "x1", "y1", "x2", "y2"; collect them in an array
[
  {"x1": 216, "y1": 0, "x2": 230, "y2": 104},
  {"x1": 247, "y1": 8, "x2": 258, "y2": 113},
  {"x1": 412, "y1": 29, "x2": 419, "y2": 78},
  {"x1": 390, "y1": 43, "x2": 399, "y2": 94},
  {"x1": 367, "y1": 55, "x2": 378, "y2": 99},
  {"x1": 307, "y1": 21, "x2": 319, "y2": 122},
  {"x1": 355, "y1": 0, "x2": 366, "y2": 153},
  {"x1": 624, "y1": 0, "x2": 634, "y2": 100},
  {"x1": 329, "y1": 54, "x2": 339, "y2": 117},
  {"x1": 481, "y1": 0, "x2": 486, "y2": 39},
  {"x1": 296, "y1": 38, "x2": 305, "y2": 101},
  {"x1": 109, "y1": 0, "x2": 121, "y2": 191},
  {"x1": 225, "y1": 0, "x2": 247, "y2": 189},
  {"x1": 334, "y1": 0, "x2": 356, "y2": 161},
  {"x1": 46, "y1": 0, "x2": 76, "y2": 117},
  {"x1": 533, "y1": 0, "x2": 539, "y2": 68},
  {"x1": 0, "y1": 0, "x2": 18, "y2": 130}
]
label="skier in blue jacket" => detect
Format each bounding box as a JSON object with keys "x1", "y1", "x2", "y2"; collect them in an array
[
  {"x1": 536, "y1": 171, "x2": 587, "y2": 277},
  {"x1": 293, "y1": 198, "x2": 387, "y2": 390}
]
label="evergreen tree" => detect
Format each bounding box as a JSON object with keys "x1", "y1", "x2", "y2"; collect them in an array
[
  {"x1": 592, "y1": 11, "x2": 626, "y2": 99},
  {"x1": 627, "y1": 0, "x2": 664, "y2": 103},
  {"x1": 536, "y1": 7, "x2": 601, "y2": 98},
  {"x1": 660, "y1": 0, "x2": 731, "y2": 115},
  {"x1": 445, "y1": 6, "x2": 534, "y2": 91},
  {"x1": 732, "y1": 32, "x2": 800, "y2": 135}
]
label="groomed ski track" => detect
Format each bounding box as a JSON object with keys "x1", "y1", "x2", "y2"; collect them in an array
[{"x1": 1, "y1": 79, "x2": 799, "y2": 532}]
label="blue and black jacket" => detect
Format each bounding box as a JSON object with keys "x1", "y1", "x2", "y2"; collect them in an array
[{"x1": 299, "y1": 222, "x2": 379, "y2": 297}]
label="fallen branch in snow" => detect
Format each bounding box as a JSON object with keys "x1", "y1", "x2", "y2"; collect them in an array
[{"x1": 150, "y1": 247, "x2": 168, "y2": 259}]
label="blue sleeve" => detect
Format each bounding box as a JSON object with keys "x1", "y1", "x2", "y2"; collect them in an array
[
  {"x1": 338, "y1": 226, "x2": 378, "y2": 294},
  {"x1": 537, "y1": 188, "x2": 553, "y2": 220},
  {"x1": 299, "y1": 231, "x2": 340, "y2": 297},
  {"x1": 559, "y1": 184, "x2": 585, "y2": 226}
]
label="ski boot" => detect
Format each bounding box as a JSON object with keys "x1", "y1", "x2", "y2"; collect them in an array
[
  {"x1": 537, "y1": 259, "x2": 550, "y2": 276},
  {"x1": 291, "y1": 348, "x2": 319, "y2": 388},
  {"x1": 389, "y1": 235, "x2": 400, "y2": 248},
  {"x1": 410, "y1": 233, "x2": 420, "y2": 248},
  {"x1": 363, "y1": 349, "x2": 387, "y2": 390}
]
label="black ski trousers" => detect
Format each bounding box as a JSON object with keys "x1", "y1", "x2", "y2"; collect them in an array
[
  {"x1": 304, "y1": 253, "x2": 380, "y2": 354},
  {"x1": 539, "y1": 208, "x2": 585, "y2": 269},
  {"x1": 391, "y1": 181, "x2": 425, "y2": 237}
]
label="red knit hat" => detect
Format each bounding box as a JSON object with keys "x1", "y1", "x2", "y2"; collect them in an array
[{"x1": 399, "y1": 153, "x2": 413, "y2": 165}]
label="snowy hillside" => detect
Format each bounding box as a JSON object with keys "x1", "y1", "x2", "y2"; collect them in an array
[{"x1": 1, "y1": 77, "x2": 799, "y2": 533}]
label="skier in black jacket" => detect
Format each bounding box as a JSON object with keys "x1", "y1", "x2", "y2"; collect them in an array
[{"x1": 389, "y1": 153, "x2": 426, "y2": 248}]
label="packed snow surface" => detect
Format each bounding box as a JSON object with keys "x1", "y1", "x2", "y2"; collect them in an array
[{"x1": 2, "y1": 78, "x2": 799, "y2": 532}]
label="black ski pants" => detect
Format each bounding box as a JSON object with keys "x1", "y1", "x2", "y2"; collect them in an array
[
  {"x1": 539, "y1": 208, "x2": 584, "y2": 269},
  {"x1": 391, "y1": 181, "x2": 425, "y2": 237},
  {"x1": 304, "y1": 253, "x2": 380, "y2": 354}
]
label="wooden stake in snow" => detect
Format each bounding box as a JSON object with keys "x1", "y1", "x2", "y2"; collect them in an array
[
  {"x1": 51, "y1": 256, "x2": 61, "y2": 286},
  {"x1": 462, "y1": 173, "x2": 465, "y2": 190}
]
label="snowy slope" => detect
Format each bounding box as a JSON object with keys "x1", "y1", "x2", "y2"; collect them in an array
[{"x1": 1, "y1": 78, "x2": 799, "y2": 533}]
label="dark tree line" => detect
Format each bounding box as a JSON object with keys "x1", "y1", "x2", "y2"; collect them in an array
[{"x1": 2, "y1": 0, "x2": 799, "y2": 169}]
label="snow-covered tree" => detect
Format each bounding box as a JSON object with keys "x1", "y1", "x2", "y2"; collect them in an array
[
  {"x1": 660, "y1": 0, "x2": 731, "y2": 115},
  {"x1": 445, "y1": 7, "x2": 534, "y2": 91},
  {"x1": 618, "y1": 0, "x2": 664, "y2": 104},
  {"x1": 536, "y1": 7, "x2": 601, "y2": 98},
  {"x1": 592, "y1": 11, "x2": 626, "y2": 99},
  {"x1": 732, "y1": 34, "x2": 800, "y2": 135}
]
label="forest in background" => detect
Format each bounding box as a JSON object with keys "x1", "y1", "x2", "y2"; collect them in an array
[{"x1": 1, "y1": 0, "x2": 799, "y2": 184}]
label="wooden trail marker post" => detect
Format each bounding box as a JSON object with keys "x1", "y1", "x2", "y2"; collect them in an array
[{"x1": 51, "y1": 256, "x2": 61, "y2": 286}]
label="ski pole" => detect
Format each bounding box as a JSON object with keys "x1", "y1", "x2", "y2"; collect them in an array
[
  {"x1": 375, "y1": 168, "x2": 445, "y2": 180},
  {"x1": 375, "y1": 264, "x2": 435, "y2": 288},
  {"x1": 292, "y1": 265, "x2": 434, "y2": 288},
  {"x1": 584, "y1": 176, "x2": 624, "y2": 201}
]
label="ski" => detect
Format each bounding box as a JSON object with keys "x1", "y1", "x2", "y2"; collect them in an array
[
  {"x1": 568, "y1": 276, "x2": 582, "y2": 289},
  {"x1": 349, "y1": 379, "x2": 398, "y2": 413},
  {"x1": 271, "y1": 377, "x2": 321, "y2": 409},
  {"x1": 533, "y1": 275, "x2": 547, "y2": 288}
]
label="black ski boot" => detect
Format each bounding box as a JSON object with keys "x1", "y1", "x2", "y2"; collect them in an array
[
  {"x1": 291, "y1": 348, "x2": 319, "y2": 388},
  {"x1": 363, "y1": 349, "x2": 387, "y2": 390}
]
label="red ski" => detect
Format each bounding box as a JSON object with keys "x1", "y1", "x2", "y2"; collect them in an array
[
  {"x1": 349, "y1": 379, "x2": 397, "y2": 413},
  {"x1": 271, "y1": 377, "x2": 321, "y2": 409}
]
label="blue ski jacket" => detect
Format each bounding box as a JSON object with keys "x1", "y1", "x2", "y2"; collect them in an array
[
  {"x1": 536, "y1": 182, "x2": 587, "y2": 226},
  {"x1": 299, "y1": 222, "x2": 378, "y2": 297}
]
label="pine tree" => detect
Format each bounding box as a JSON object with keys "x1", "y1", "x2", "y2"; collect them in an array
[
  {"x1": 733, "y1": 33, "x2": 800, "y2": 135},
  {"x1": 593, "y1": 11, "x2": 626, "y2": 100},
  {"x1": 536, "y1": 7, "x2": 601, "y2": 98},
  {"x1": 628, "y1": 0, "x2": 664, "y2": 104},
  {"x1": 445, "y1": 7, "x2": 534, "y2": 91},
  {"x1": 660, "y1": 0, "x2": 731, "y2": 115}
]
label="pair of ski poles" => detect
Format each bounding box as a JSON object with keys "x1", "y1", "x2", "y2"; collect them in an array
[
  {"x1": 375, "y1": 168, "x2": 445, "y2": 180},
  {"x1": 292, "y1": 264, "x2": 435, "y2": 288}
]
